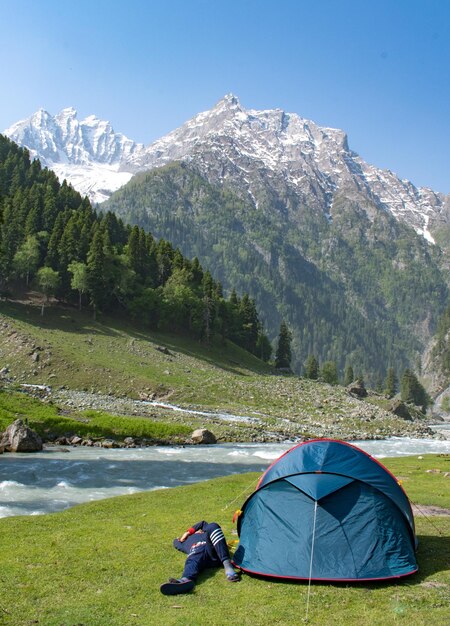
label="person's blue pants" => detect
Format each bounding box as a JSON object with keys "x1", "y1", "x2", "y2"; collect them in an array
[{"x1": 173, "y1": 523, "x2": 231, "y2": 580}]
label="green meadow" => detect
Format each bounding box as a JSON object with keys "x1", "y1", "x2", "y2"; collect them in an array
[
  {"x1": 0, "y1": 390, "x2": 192, "y2": 444},
  {"x1": 0, "y1": 454, "x2": 449, "y2": 626}
]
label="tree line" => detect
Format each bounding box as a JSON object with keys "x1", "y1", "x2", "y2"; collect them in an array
[
  {"x1": 301, "y1": 353, "x2": 431, "y2": 412},
  {"x1": 0, "y1": 135, "x2": 271, "y2": 358}
]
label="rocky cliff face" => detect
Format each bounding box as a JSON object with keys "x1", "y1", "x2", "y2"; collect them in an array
[
  {"x1": 5, "y1": 95, "x2": 450, "y2": 246},
  {"x1": 134, "y1": 94, "x2": 450, "y2": 246},
  {"x1": 422, "y1": 305, "x2": 450, "y2": 400}
]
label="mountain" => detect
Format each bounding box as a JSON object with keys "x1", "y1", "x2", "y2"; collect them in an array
[
  {"x1": 4, "y1": 107, "x2": 145, "y2": 203},
  {"x1": 133, "y1": 94, "x2": 450, "y2": 247},
  {"x1": 104, "y1": 159, "x2": 448, "y2": 382},
  {"x1": 5, "y1": 97, "x2": 450, "y2": 383},
  {"x1": 5, "y1": 96, "x2": 450, "y2": 245}
]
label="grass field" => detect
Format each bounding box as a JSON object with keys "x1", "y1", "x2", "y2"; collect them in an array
[
  {"x1": 0, "y1": 390, "x2": 193, "y2": 444},
  {"x1": 0, "y1": 454, "x2": 449, "y2": 625}
]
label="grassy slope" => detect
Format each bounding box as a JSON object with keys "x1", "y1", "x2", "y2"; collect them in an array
[
  {"x1": 0, "y1": 455, "x2": 449, "y2": 626},
  {"x1": 0, "y1": 299, "x2": 270, "y2": 404},
  {"x1": 0, "y1": 301, "x2": 434, "y2": 441}
]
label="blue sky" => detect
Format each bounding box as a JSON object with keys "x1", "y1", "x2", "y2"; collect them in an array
[{"x1": 0, "y1": 0, "x2": 448, "y2": 192}]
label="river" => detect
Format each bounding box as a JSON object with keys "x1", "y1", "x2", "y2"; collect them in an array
[{"x1": 1, "y1": 433, "x2": 450, "y2": 519}]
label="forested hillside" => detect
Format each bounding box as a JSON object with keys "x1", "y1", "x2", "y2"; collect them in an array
[
  {"x1": 0, "y1": 135, "x2": 270, "y2": 357},
  {"x1": 105, "y1": 161, "x2": 449, "y2": 384},
  {"x1": 431, "y1": 305, "x2": 450, "y2": 383}
]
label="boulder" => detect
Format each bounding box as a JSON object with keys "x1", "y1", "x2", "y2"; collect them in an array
[
  {"x1": 101, "y1": 439, "x2": 119, "y2": 448},
  {"x1": 191, "y1": 428, "x2": 217, "y2": 444},
  {"x1": 0, "y1": 419, "x2": 43, "y2": 452},
  {"x1": 346, "y1": 380, "x2": 368, "y2": 398},
  {"x1": 156, "y1": 346, "x2": 172, "y2": 356},
  {"x1": 388, "y1": 400, "x2": 413, "y2": 421}
]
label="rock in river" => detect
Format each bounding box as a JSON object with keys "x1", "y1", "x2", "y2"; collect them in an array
[
  {"x1": 191, "y1": 428, "x2": 217, "y2": 444},
  {"x1": 0, "y1": 418, "x2": 43, "y2": 452}
]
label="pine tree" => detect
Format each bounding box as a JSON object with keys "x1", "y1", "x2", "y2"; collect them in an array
[
  {"x1": 45, "y1": 211, "x2": 68, "y2": 269},
  {"x1": 384, "y1": 367, "x2": 398, "y2": 398},
  {"x1": 58, "y1": 213, "x2": 81, "y2": 266},
  {"x1": 126, "y1": 225, "x2": 142, "y2": 277},
  {"x1": 400, "y1": 369, "x2": 431, "y2": 412},
  {"x1": 25, "y1": 184, "x2": 44, "y2": 235},
  {"x1": 216, "y1": 297, "x2": 229, "y2": 343},
  {"x1": 191, "y1": 257, "x2": 203, "y2": 286},
  {"x1": 321, "y1": 361, "x2": 339, "y2": 385},
  {"x1": 172, "y1": 248, "x2": 184, "y2": 271},
  {"x1": 42, "y1": 184, "x2": 58, "y2": 232},
  {"x1": 215, "y1": 282, "x2": 224, "y2": 299},
  {"x1": 275, "y1": 322, "x2": 292, "y2": 369},
  {"x1": 156, "y1": 239, "x2": 174, "y2": 285},
  {"x1": 201, "y1": 271, "x2": 216, "y2": 342},
  {"x1": 257, "y1": 333, "x2": 273, "y2": 362},
  {"x1": 304, "y1": 355, "x2": 319, "y2": 380},
  {"x1": 344, "y1": 365, "x2": 354, "y2": 386},
  {"x1": 0, "y1": 198, "x2": 22, "y2": 282},
  {"x1": 229, "y1": 289, "x2": 239, "y2": 307},
  {"x1": 144, "y1": 232, "x2": 158, "y2": 287},
  {"x1": 239, "y1": 294, "x2": 259, "y2": 354},
  {"x1": 86, "y1": 229, "x2": 108, "y2": 319}
]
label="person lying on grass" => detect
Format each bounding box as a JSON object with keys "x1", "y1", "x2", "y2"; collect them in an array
[{"x1": 160, "y1": 520, "x2": 240, "y2": 595}]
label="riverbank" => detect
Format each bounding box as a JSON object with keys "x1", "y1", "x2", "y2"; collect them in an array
[{"x1": 2, "y1": 382, "x2": 442, "y2": 451}]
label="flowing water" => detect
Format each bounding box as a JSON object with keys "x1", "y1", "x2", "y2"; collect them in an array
[{"x1": 1, "y1": 434, "x2": 450, "y2": 519}]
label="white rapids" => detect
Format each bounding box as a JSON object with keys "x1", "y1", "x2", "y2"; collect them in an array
[{"x1": 1, "y1": 436, "x2": 450, "y2": 519}]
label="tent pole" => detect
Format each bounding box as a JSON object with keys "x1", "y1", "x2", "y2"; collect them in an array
[{"x1": 305, "y1": 500, "x2": 318, "y2": 623}]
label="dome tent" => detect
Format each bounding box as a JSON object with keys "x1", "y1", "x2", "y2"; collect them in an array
[{"x1": 233, "y1": 439, "x2": 418, "y2": 581}]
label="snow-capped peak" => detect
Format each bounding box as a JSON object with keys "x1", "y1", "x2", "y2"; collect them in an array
[
  {"x1": 134, "y1": 97, "x2": 446, "y2": 243},
  {"x1": 57, "y1": 106, "x2": 77, "y2": 117},
  {"x1": 213, "y1": 93, "x2": 242, "y2": 110},
  {"x1": 4, "y1": 108, "x2": 147, "y2": 202},
  {"x1": 4, "y1": 97, "x2": 448, "y2": 239}
]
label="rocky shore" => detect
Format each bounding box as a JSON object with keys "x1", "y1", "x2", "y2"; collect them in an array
[{"x1": 4, "y1": 382, "x2": 443, "y2": 449}]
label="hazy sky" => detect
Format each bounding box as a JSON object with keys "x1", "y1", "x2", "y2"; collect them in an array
[{"x1": 0, "y1": 0, "x2": 448, "y2": 192}]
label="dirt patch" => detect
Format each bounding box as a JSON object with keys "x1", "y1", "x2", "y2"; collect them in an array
[
  {"x1": 420, "y1": 581, "x2": 448, "y2": 589},
  {"x1": 412, "y1": 504, "x2": 450, "y2": 517}
]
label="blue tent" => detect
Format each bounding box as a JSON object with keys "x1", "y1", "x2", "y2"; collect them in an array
[{"x1": 233, "y1": 439, "x2": 418, "y2": 581}]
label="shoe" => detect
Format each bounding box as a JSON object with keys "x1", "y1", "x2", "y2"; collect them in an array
[
  {"x1": 226, "y1": 572, "x2": 240, "y2": 582},
  {"x1": 160, "y1": 579, "x2": 195, "y2": 595}
]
